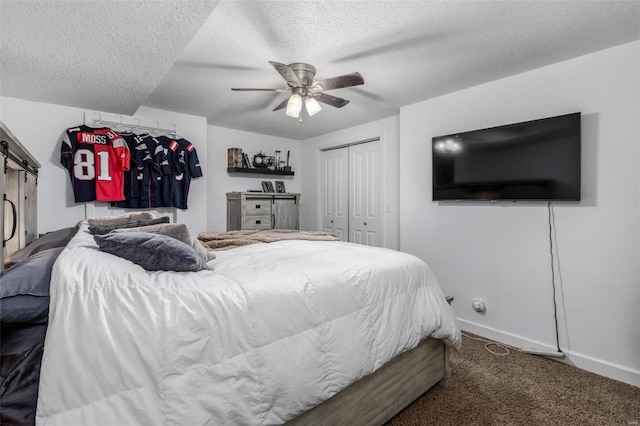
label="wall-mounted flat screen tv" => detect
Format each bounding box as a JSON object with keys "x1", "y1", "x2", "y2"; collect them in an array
[{"x1": 432, "y1": 112, "x2": 581, "y2": 201}]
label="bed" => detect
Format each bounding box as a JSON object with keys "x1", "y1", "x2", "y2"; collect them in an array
[{"x1": 21, "y1": 219, "x2": 460, "y2": 425}]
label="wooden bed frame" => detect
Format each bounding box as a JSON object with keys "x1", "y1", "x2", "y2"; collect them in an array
[{"x1": 287, "y1": 337, "x2": 451, "y2": 425}]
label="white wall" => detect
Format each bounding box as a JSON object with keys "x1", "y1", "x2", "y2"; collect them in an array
[
  {"x1": 0, "y1": 97, "x2": 209, "y2": 234},
  {"x1": 206, "y1": 125, "x2": 301, "y2": 232},
  {"x1": 301, "y1": 116, "x2": 400, "y2": 250},
  {"x1": 399, "y1": 41, "x2": 640, "y2": 386}
]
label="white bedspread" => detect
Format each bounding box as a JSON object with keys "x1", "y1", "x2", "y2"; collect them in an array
[{"x1": 36, "y1": 224, "x2": 461, "y2": 425}]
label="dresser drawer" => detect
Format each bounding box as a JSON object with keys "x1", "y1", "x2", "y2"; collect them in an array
[
  {"x1": 243, "y1": 215, "x2": 273, "y2": 230},
  {"x1": 245, "y1": 198, "x2": 272, "y2": 215}
]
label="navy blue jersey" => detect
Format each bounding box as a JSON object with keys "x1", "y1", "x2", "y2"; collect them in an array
[
  {"x1": 113, "y1": 134, "x2": 168, "y2": 208},
  {"x1": 154, "y1": 136, "x2": 203, "y2": 209},
  {"x1": 155, "y1": 136, "x2": 181, "y2": 208},
  {"x1": 173, "y1": 138, "x2": 203, "y2": 209},
  {"x1": 144, "y1": 136, "x2": 171, "y2": 208},
  {"x1": 120, "y1": 134, "x2": 142, "y2": 200}
]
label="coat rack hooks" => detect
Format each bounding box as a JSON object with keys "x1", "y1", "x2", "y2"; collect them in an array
[{"x1": 83, "y1": 112, "x2": 178, "y2": 136}]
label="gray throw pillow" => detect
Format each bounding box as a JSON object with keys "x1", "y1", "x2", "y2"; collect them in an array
[
  {"x1": 7, "y1": 225, "x2": 78, "y2": 266},
  {"x1": 110, "y1": 223, "x2": 215, "y2": 262},
  {"x1": 87, "y1": 212, "x2": 154, "y2": 227},
  {"x1": 89, "y1": 216, "x2": 170, "y2": 235},
  {"x1": 94, "y1": 232, "x2": 209, "y2": 272},
  {"x1": 0, "y1": 247, "x2": 64, "y2": 325}
]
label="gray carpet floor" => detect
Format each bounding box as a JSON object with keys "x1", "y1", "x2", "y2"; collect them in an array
[{"x1": 387, "y1": 334, "x2": 639, "y2": 425}]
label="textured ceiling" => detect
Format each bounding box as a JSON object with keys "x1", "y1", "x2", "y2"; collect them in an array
[
  {"x1": 2, "y1": 1, "x2": 639, "y2": 140},
  {"x1": 0, "y1": 0, "x2": 219, "y2": 115}
]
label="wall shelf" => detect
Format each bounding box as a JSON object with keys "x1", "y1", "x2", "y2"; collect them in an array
[{"x1": 227, "y1": 167, "x2": 294, "y2": 176}]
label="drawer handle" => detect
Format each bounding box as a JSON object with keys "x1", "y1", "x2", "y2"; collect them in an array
[
  {"x1": 255, "y1": 220, "x2": 261, "y2": 224},
  {"x1": 256, "y1": 204, "x2": 261, "y2": 209}
]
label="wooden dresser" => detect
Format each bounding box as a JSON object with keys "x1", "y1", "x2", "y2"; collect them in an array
[{"x1": 226, "y1": 192, "x2": 301, "y2": 231}]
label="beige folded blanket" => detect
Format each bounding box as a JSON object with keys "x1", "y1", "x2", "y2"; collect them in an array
[{"x1": 198, "y1": 229, "x2": 340, "y2": 251}]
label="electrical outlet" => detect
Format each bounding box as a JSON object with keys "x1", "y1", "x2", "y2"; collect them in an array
[{"x1": 472, "y1": 298, "x2": 486, "y2": 313}]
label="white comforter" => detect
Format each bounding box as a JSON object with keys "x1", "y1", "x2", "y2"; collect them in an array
[{"x1": 36, "y1": 224, "x2": 461, "y2": 425}]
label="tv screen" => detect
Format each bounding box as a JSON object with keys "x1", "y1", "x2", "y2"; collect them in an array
[{"x1": 432, "y1": 112, "x2": 581, "y2": 201}]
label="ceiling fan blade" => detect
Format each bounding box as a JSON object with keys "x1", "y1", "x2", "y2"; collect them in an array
[
  {"x1": 315, "y1": 93, "x2": 350, "y2": 108},
  {"x1": 272, "y1": 97, "x2": 290, "y2": 111},
  {"x1": 231, "y1": 88, "x2": 285, "y2": 92},
  {"x1": 311, "y1": 72, "x2": 364, "y2": 91},
  {"x1": 269, "y1": 61, "x2": 300, "y2": 86}
]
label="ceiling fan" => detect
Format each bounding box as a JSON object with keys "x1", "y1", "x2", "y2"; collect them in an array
[{"x1": 231, "y1": 61, "x2": 364, "y2": 119}]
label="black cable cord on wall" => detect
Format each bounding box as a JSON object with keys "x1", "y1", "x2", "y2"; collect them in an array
[
  {"x1": 464, "y1": 206, "x2": 564, "y2": 359},
  {"x1": 548, "y1": 201, "x2": 563, "y2": 354}
]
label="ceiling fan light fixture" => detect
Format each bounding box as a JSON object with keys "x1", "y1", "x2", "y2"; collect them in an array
[
  {"x1": 233, "y1": 61, "x2": 364, "y2": 119},
  {"x1": 305, "y1": 96, "x2": 322, "y2": 116},
  {"x1": 285, "y1": 93, "x2": 302, "y2": 118}
]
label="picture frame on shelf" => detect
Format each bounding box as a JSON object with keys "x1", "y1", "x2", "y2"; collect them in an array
[
  {"x1": 275, "y1": 180, "x2": 286, "y2": 193},
  {"x1": 227, "y1": 148, "x2": 243, "y2": 168},
  {"x1": 261, "y1": 181, "x2": 275, "y2": 193}
]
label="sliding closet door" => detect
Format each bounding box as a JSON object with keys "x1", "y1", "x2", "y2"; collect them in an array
[
  {"x1": 348, "y1": 140, "x2": 380, "y2": 246},
  {"x1": 321, "y1": 147, "x2": 349, "y2": 241},
  {"x1": 320, "y1": 140, "x2": 381, "y2": 247}
]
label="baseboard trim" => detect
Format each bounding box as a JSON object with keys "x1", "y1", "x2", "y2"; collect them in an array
[{"x1": 458, "y1": 319, "x2": 640, "y2": 388}]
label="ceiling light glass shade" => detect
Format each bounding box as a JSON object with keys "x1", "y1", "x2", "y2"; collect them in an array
[
  {"x1": 304, "y1": 96, "x2": 322, "y2": 116},
  {"x1": 286, "y1": 94, "x2": 303, "y2": 118}
]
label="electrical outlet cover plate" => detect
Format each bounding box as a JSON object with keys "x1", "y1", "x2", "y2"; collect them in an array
[{"x1": 472, "y1": 299, "x2": 486, "y2": 312}]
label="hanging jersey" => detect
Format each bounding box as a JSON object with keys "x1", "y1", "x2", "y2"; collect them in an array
[
  {"x1": 60, "y1": 125, "x2": 130, "y2": 202},
  {"x1": 120, "y1": 134, "x2": 143, "y2": 200},
  {"x1": 156, "y1": 136, "x2": 182, "y2": 208},
  {"x1": 114, "y1": 134, "x2": 168, "y2": 208},
  {"x1": 147, "y1": 136, "x2": 172, "y2": 208},
  {"x1": 173, "y1": 138, "x2": 203, "y2": 209}
]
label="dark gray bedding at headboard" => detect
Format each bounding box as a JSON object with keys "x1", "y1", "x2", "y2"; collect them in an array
[
  {"x1": 0, "y1": 238, "x2": 67, "y2": 425},
  {"x1": 7, "y1": 225, "x2": 77, "y2": 267},
  {"x1": 0, "y1": 324, "x2": 48, "y2": 426}
]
